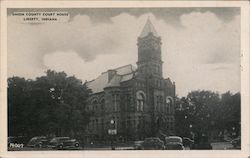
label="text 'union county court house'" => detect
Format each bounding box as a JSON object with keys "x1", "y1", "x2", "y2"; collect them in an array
[{"x1": 85, "y1": 19, "x2": 176, "y2": 142}]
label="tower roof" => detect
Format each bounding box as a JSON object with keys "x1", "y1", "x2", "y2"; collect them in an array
[{"x1": 139, "y1": 18, "x2": 159, "y2": 38}]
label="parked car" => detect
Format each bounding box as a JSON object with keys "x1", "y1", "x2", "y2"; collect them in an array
[
  {"x1": 141, "y1": 137, "x2": 165, "y2": 150},
  {"x1": 183, "y1": 137, "x2": 194, "y2": 147},
  {"x1": 165, "y1": 142, "x2": 185, "y2": 150},
  {"x1": 133, "y1": 141, "x2": 144, "y2": 150},
  {"x1": 231, "y1": 137, "x2": 241, "y2": 149},
  {"x1": 165, "y1": 136, "x2": 183, "y2": 144},
  {"x1": 26, "y1": 136, "x2": 50, "y2": 148},
  {"x1": 47, "y1": 137, "x2": 80, "y2": 150}
]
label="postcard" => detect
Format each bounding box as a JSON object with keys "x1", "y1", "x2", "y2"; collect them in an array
[{"x1": 0, "y1": 1, "x2": 249, "y2": 158}]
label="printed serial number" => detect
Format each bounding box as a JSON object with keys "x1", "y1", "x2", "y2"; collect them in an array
[{"x1": 9, "y1": 143, "x2": 24, "y2": 148}]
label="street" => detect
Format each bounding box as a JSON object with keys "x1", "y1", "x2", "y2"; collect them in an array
[{"x1": 8, "y1": 141, "x2": 236, "y2": 151}]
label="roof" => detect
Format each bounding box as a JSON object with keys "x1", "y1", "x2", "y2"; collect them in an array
[
  {"x1": 139, "y1": 18, "x2": 159, "y2": 38},
  {"x1": 86, "y1": 72, "x2": 109, "y2": 94},
  {"x1": 86, "y1": 64, "x2": 136, "y2": 94}
]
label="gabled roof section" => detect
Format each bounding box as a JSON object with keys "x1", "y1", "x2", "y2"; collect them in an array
[
  {"x1": 86, "y1": 64, "x2": 136, "y2": 94},
  {"x1": 139, "y1": 18, "x2": 159, "y2": 38},
  {"x1": 115, "y1": 64, "x2": 136, "y2": 75}
]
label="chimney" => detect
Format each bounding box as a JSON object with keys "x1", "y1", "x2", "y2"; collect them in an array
[{"x1": 107, "y1": 69, "x2": 117, "y2": 82}]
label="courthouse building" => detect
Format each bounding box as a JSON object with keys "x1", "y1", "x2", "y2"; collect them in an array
[{"x1": 85, "y1": 19, "x2": 176, "y2": 142}]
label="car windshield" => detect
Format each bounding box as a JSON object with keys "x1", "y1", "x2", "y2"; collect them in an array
[
  {"x1": 135, "y1": 141, "x2": 143, "y2": 143},
  {"x1": 166, "y1": 137, "x2": 182, "y2": 143}
]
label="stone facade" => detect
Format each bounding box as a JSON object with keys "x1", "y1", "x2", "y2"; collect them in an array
[{"x1": 85, "y1": 19, "x2": 175, "y2": 142}]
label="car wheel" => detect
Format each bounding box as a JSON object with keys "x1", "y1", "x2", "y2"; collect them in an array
[
  {"x1": 58, "y1": 144, "x2": 63, "y2": 149},
  {"x1": 38, "y1": 143, "x2": 42, "y2": 148},
  {"x1": 75, "y1": 143, "x2": 79, "y2": 147},
  {"x1": 36, "y1": 143, "x2": 42, "y2": 148}
]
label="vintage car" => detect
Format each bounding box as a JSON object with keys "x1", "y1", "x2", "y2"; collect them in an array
[
  {"x1": 26, "y1": 136, "x2": 50, "y2": 148},
  {"x1": 47, "y1": 137, "x2": 80, "y2": 150},
  {"x1": 183, "y1": 137, "x2": 194, "y2": 147},
  {"x1": 141, "y1": 137, "x2": 165, "y2": 150}
]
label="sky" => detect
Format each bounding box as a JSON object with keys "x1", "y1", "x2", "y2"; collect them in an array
[{"x1": 7, "y1": 8, "x2": 240, "y2": 97}]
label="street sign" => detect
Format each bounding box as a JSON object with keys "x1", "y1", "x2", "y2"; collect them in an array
[{"x1": 108, "y1": 129, "x2": 117, "y2": 135}]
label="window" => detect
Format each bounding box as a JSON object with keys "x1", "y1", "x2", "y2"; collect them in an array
[
  {"x1": 100, "y1": 99, "x2": 105, "y2": 112},
  {"x1": 116, "y1": 117, "x2": 119, "y2": 129},
  {"x1": 101, "y1": 119, "x2": 104, "y2": 130},
  {"x1": 91, "y1": 99, "x2": 98, "y2": 112},
  {"x1": 159, "y1": 96, "x2": 163, "y2": 111},
  {"x1": 127, "y1": 116, "x2": 131, "y2": 128},
  {"x1": 166, "y1": 96, "x2": 173, "y2": 114},
  {"x1": 92, "y1": 100, "x2": 98, "y2": 104},
  {"x1": 112, "y1": 94, "x2": 119, "y2": 112},
  {"x1": 136, "y1": 92, "x2": 145, "y2": 112},
  {"x1": 95, "y1": 119, "x2": 97, "y2": 130}
]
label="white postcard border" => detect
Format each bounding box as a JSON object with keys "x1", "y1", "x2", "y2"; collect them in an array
[{"x1": 0, "y1": 1, "x2": 249, "y2": 158}]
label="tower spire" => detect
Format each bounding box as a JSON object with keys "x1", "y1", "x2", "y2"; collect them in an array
[
  {"x1": 139, "y1": 18, "x2": 159, "y2": 38},
  {"x1": 137, "y1": 18, "x2": 162, "y2": 77}
]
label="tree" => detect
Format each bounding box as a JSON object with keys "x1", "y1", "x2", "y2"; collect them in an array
[
  {"x1": 8, "y1": 77, "x2": 32, "y2": 136},
  {"x1": 175, "y1": 97, "x2": 194, "y2": 138},
  {"x1": 8, "y1": 70, "x2": 92, "y2": 140},
  {"x1": 174, "y1": 90, "x2": 241, "y2": 141},
  {"x1": 216, "y1": 92, "x2": 241, "y2": 138},
  {"x1": 187, "y1": 90, "x2": 220, "y2": 136}
]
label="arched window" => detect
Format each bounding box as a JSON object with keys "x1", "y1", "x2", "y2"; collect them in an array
[
  {"x1": 91, "y1": 99, "x2": 98, "y2": 111},
  {"x1": 166, "y1": 96, "x2": 174, "y2": 114},
  {"x1": 100, "y1": 98, "x2": 105, "y2": 112},
  {"x1": 136, "y1": 91, "x2": 146, "y2": 112}
]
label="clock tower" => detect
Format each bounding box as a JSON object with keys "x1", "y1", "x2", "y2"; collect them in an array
[{"x1": 137, "y1": 18, "x2": 163, "y2": 77}]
